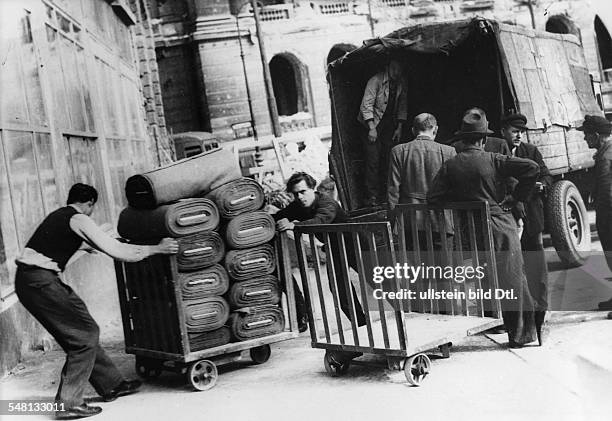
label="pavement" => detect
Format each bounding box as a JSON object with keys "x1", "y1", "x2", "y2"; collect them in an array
[
  {"x1": 2, "y1": 209, "x2": 612, "y2": 421},
  {"x1": 1, "y1": 311, "x2": 612, "y2": 421}
]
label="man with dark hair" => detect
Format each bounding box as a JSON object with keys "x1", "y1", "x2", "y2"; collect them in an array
[
  {"x1": 498, "y1": 112, "x2": 552, "y2": 330},
  {"x1": 274, "y1": 172, "x2": 367, "y2": 332},
  {"x1": 577, "y1": 115, "x2": 612, "y2": 310},
  {"x1": 15, "y1": 183, "x2": 179, "y2": 419},
  {"x1": 429, "y1": 109, "x2": 542, "y2": 348},
  {"x1": 358, "y1": 59, "x2": 408, "y2": 205}
]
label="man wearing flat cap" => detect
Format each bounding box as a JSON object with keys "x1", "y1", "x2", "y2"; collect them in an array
[
  {"x1": 429, "y1": 108, "x2": 543, "y2": 347},
  {"x1": 578, "y1": 115, "x2": 612, "y2": 310},
  {"x1": 499, "y1": 112, "x2": 552, "y2": 330}
]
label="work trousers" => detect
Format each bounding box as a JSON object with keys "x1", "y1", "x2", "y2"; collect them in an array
[
  {"x1": 520, "y1": 231, "x2": 548, "y2": 313},
  {"x1": 362, "y1": 114, "x2": 396, "y2": 203},
  {"x1": 15, "y1": 266, "x2": 124, "y2": 407},
  {"x1": 283, "y1": 235, "x2": 366, "y2": 327},
  {"x1": 596, "y1": 209, "x2": 612, "y2": 272}
]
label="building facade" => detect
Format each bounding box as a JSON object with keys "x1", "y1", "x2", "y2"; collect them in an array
[
  {"x1": 0, "y1": 0, "x2": 170, "y2": 375},
  {"x1": 150, "y1": 0, "x2": 612, "y2": 140}
]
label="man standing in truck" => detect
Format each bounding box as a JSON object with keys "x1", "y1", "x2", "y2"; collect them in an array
[
  {"x1": 577, "y1": 115, "x2": 612, "y2": 310},
  {"x1": 358, "y1": 59, "x2": 408, "y2": 206}
]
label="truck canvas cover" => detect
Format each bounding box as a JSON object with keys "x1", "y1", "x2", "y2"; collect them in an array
[{"x1": 328, "y1": 18, "x2": 601, "y2": 211}]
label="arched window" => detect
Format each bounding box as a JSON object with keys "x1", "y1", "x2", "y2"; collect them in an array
[
  {"x1": 595, "y1": 15, "x2": 612, "y2": 73},
  {"x1": 545, "y1": 14, "x2": 580, "y2": 39},
  {"x1": 269, "y1": 53, "x2": 311, "y2": 117}
]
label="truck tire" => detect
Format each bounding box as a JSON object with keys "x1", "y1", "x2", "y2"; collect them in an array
[{"x1": 546, "y1": 180, "x2": 590, "y2": 267}]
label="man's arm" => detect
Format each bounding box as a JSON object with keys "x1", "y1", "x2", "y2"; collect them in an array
[
  {"x1": 533, "y1": 147, "x2": 552, "y2": 189},
  {"x1": 69, "y1": 214, "x2": 178, "y2": 262},
  {"x1": 496, "y1": 155, "x2": 539, "y2": 202},
  {"x1": 427, "y1": 163, "x2": 451, "y2": 204},
  {"x1": 295, "y1": 196, "x2": 337, "y2": 226},
  {"x1": 359, "y1": 75, "x2": 379, "y2": 123},
  {"x1": 387, "y1": 148, "x2": 402, "y2": 210}
]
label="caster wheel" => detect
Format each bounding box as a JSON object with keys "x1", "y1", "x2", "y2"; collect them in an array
[
  {"x1": 135, "y1": 358, "x2": 162, "y2": 379},
  {"x1": 323, "y1": 351, "x2": 350, "y2": 377},
  {"x1": 403, "y1": 354, "x2": 431, "y2": 386},
  {"x1": 187, "y1": 360, "x2": 217, "y2": 391},
  {"x1": 250, "y1": 345, "x2": 271, "y2": 364}
]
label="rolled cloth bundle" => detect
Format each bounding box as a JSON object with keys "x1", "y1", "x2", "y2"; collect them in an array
[
  {"x1": 117, "y1": 198, "x2": 220, "y2": 241},
  {"x1": 184, "y1": 296, "x2": 230, "y2": 333},
  {"x1": 179, "y1": 264, "x2": 229, "y2": 300},
  {"x1": 188, "y1": 326, "x2": 231, "y2": 351},
  {"x1": 177, "y1": 231, "x2": 225, "y2": 271},
  {"x1": 224, "y1": 211, "x2": 275, "y2": 249},
  {"x1": 227, "y1": 276, "x2": 280, "y2": 309},
  {"x1": 227, "y1": 305, "x2": 285, "y2": 341},
  {"x1": 206, "y1": 177, "x2": 265, "y2": 219},
  {"x1": 224, "y1": 244, "x2": 276, "y2": 281},
  {"x1": 125, "y1": 148, "x2": 241, "y2": 209}
]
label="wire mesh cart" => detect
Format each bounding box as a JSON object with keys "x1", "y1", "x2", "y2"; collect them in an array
[
  {"x1": 293, "y1": 202, "x2": 503, "y2": 385},
  {"x1": 114, "y1": 234, "x2": 299, "y2": 391}
]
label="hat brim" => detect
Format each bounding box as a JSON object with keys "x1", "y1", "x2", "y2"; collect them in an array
[{"x1": 453, "y1": 129, "x2": 494, "y2": 136}]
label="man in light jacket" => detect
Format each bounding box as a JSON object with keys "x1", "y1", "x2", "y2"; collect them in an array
[{"x1": 358, "y1": 59, "x2": 408, "y2": 206}]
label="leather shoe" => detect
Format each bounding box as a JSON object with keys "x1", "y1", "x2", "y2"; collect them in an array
[
  {"x1": 56, "y1": 403, "x2": 102, "y2": 419},
  {"x1": 102, "y1": 379, "x2": 142, "y2": 402},
  {"x1": 508, "y1": 341, "x2": 524, "y2": 349}
]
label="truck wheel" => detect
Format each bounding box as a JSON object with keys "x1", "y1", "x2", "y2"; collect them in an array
[{"x1": 547, "y1": 180, "x2": 590, "y2": 267}]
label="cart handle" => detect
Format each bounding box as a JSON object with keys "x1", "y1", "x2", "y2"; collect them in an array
[
  {"x1": 188, "y1": 278, "x2": 215, "y2": 286},
  {"x1": 184, "y1": 246, "x2": 212, "y2": 256},
  {"x1": 246, "y1": 319, "x2": 273, "y2": 328},
  {"x1": 192, "y1": 311, "x2": 217, "y2": 320},
  {"x1": 177, "y1": 213, "x2": 210, "y2": 226},
  {"x1": 245, "y1": 289, "x2": 271, "y2": 297},
  {"x1": 238, "y1": 226, "x2": 263, "y2": 235},
  {"x1": 242, "y1": 257, "x2": 266, "y2": 265},
  {"x1": 230, "y1": 194, "x2": 256, "y2": 205}
]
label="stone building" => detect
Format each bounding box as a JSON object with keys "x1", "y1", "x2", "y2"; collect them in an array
[
  {"x1": 149, "y1": 0, "x2": 612, "y2": 141},
  {"x1": 0, "y1": 0, "x2": 170, "y2": 374}
]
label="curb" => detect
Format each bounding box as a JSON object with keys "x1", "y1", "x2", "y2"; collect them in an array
[{"x1": 547, "y1": 311, "x2": 610, "y2": 324}]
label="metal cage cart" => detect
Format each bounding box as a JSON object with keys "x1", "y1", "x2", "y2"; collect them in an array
[
  {"x1": 293, "y1": 202, "x2": 503, "y2": 385},
  {"x1": 114, "y1": 234, "x2": 299, "y2": 391}
]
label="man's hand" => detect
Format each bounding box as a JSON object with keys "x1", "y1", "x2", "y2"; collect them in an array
[
  {"x1": 392, "y1": 127, "x2": 402, "y2": 143},
  {"x1": 157, "y1": 238, "x2": 179, "y2": 254},
  {"x1": 500, "y1": 195, "x2": 517, "y2": 212},
  {"x1": 276, "y1": 218, "x2": 295, "y2": 232},
  {"x1": 368, "y1": 127, "x2": 377, "y2": 143}
]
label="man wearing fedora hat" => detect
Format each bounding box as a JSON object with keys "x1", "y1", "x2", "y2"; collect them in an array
[
  {"x1": 428, "y1": 108, "x2": 542, "y2": 347},
  {"x1": 577, "y1": 115, "x2": 612, "y2": 310}
]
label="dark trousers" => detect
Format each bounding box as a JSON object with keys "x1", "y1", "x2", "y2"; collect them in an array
[
  {"x1": 15, "y1": 266, "x2": 124, "y2": 406},
  {"x1": 597, "y1": 210, "x2": 612, "y2": 272},
  {"x1": 521, "y1": 231, "x2": 548, "y2": 313},
  {"x1": 362, "y1": 116, "x2": 395, "y2": 202}
]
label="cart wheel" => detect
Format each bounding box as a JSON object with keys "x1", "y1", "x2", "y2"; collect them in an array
[
  {"x1": 323, "y1": 351, "x2": 350, "y2": 377},
  {"x1": 187, "y1": 360, "x2": 217, "y2": 391},
  {"x1": 135, "y1": 358, "x2": 162, "y2": 379},
  {"x1": 403, "y1": 354, "x2": 431, "y2": 386},
  {"x1": 250, "y1": 345, "x2": 271, "y2": 364}
]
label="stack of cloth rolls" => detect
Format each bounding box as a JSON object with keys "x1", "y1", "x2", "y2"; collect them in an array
[
  {"x1": 206, "y1": 178, "x2": 285, "y2": 342},
  {"x1": 119, "y1": 150, "x2": 240, "y2": 352},
  {"x1": 118, "y1": 157, "x2": 286, "y2": 350}
]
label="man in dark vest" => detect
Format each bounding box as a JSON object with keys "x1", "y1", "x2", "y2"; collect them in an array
[
  {"x1": 15, "y1": 183, "x2": 179, "y2": 419},
  {"x1": 428, "y1": 109, "x2": 542, "y2": 348},
  {"x1": 577, "y1": 115, "x2": 612, "y2": 310}
]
